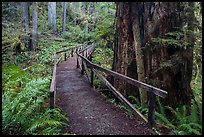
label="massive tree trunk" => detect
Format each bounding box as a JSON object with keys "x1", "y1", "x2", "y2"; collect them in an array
[
  {"x1": 62, "y1": 2, "x2": 67, "y2": 32},
  {"x1": 21, "y1": 2, "x2": 30, "y2": 50},
  {"x1": 131, "y1": 3, "x2": 147, "y2": 108},
  {"x1": 113, "y1": 2, "x2": 194, "y2": 108},
  {"x1": 48, "y1": 2, "x2": 56, "y2": 32},
  {"x1": 113, "y1": 2, "x2": 140, "y2": 98},
  {"x1": 31, "y1": 2, "x2": 38, "y2": 51},
  {"x1": 141, "y1": 2, "x2": 194, "y2": 107}
]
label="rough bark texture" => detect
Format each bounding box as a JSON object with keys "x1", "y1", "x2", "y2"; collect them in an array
[
  {"x1": 131, "y1": 3, "x2": 147, "y2": 108},
  {"x1": 48, "y1": 2, "x2": 56, "y2": 32},
  {"x1": 31, "y1": 2, "x2": 38, "y2": 51},
  {"x1": 62, "y1": 2, "x2": 67, "y2": 32},
  {"x1": 141, "y1": 2, "x2": 193, "y2": 107},
  {"x1": 113, "y1": 3, "x2": 139, "y2": 98},
  {"x1": 21, "y1": 2, "x2": 30, "y2": 49},
  {"x1": 113, "y1": 2, "x2": 193, "y2": 107}
]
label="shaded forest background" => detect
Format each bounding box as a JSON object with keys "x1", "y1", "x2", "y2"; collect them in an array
[{"x1": 2, "y1": 2, "x2": 202, "y2": 135}]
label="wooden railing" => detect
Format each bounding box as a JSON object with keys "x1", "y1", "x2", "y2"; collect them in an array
[
  {"x1": 76, "y1": 45, "x2": 168, "y2": 128},
  {"x1": 49, "y1": 44, "x2": 90, "y2": 109},
  {"x1": 50, "y1": 43, "x2": 168, "y2": 128}
]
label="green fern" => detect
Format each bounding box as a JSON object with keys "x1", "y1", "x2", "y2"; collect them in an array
[
  {"x1": 156, "y1": 96, "x2": 165, "y2": 115},
  {"x1": 155, "y1": 112, "x2": 176, "y2": 129},
  {"x1": 128, "y1": 95, "x2": 140, "y2": 106},
  {"x1": 2, "y1": 65, "x2": 68, "y2": 135},
  {"x1": 189, "y1": 100, "x2": 198, "y2": 124},
  {"x1": 165, "y1": 100, "x2": 202, "y2": 135}
]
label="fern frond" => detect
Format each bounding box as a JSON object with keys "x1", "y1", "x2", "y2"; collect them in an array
[
  {"x1": 165, "y1": 106, "x2": 186, "y2": 124},
  {"x1": 155, "y1": 112, "x2": 176, "y2": 129},
  {"x1": 189, "y1": 100, "x2": 198, "y2": 124},
  {"x1": 156, "y1": 96, "x2": 165, "y2": 115}
]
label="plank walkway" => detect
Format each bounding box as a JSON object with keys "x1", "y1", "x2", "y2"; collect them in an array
[{"x1": 55, "y1": 56, "x2": 155, "y2": 135}]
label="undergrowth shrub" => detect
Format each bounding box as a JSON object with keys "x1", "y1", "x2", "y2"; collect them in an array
[
  {"x1": 126, "y1": 95, "x2": 202, "y2": 135},
  {"x1": 2, "y1": 65, "x2": 68, "y2": 135},
  {"x1": 92, "y1": 47, "x2": 113, "y2": 70}
]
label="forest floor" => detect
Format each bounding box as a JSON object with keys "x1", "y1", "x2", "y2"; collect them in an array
[{"x1": 55, "y1": 55, "x2": 155, "y2": 135}]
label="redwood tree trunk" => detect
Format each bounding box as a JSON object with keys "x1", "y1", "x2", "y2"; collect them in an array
[
  {"x1": 113, "y1": 2, "x2": 193, "y2": 108},
  {"x1": 113, "y1": 2, "x2": 139, "y2": 98}
]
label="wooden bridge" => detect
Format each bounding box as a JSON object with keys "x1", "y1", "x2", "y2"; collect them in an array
[{"x1": 49, "y1": 44, "x2": 167, "y2": 135}]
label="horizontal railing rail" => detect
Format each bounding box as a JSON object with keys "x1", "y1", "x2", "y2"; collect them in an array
[
  {"x1": 49, "y1": 44, "x2": 90, "y2": 109},
  {"x1": 76, "y1": 46, "x2": 168, "y2": 128}
]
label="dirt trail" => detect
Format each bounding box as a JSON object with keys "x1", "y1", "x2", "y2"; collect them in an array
[{"x1": 56, "y1": 56, "x2": 155, "y2": 135}]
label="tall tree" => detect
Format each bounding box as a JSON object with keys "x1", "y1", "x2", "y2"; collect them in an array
[
  {"x1": 31, "y1": 2, "x2": 38, "y2": 51},
  {"x1": 113, "y1": 2, "x2": 140, "y2": 98},
  {"x1": 81, "y1": 2, "x2": 89, "y2": 33},
  {"x1": 88, "y1": 2, "x2": 95, "y2": 31},
  {"x1": 21, "y1": 2, "x2": 30, "y2": 49},
  {"x1": 71, "y1": 2, "x2": 80, "y2": 26},
  {"x1": 131, "y1": 3, "x2": 147, "y2": 108},
  {"x1": 113, "y1": 2, "x2": 194, "y2": 108},
  {"x1": 62, "y1": 2, "x2": 67, "y2": 32},
  {"x1": 48, "y1": 2, "x2": 56, "y2": 32}
]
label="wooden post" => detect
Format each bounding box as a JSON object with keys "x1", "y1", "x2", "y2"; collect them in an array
[
  {"x1": 77, "y1": 55, "x2": 79, "y2": 68},
  {"x1": 64, "y1": 52, "x2": 66, "y2": 61},
  {"x1": 54, "y1": 52, "x2": 56, "y2": 64},
  {"x1": 89, "y1": 54, "x2": 92, "y2": 61},
  {"x1": 82, "y1": 51, "x2": 84, "y2": 57},
  {"x1": 91, "y1": 68, "x2": 94, "y2": 87},
  {"x1": 74, "y1": 48, "x2": 76, "y2": 55},
  {"x1": 50, "y1": 91, "x2": 54, "y2": 109},
  {"x1": 71, "y1": 48, "x2": 73, "y2": 57},
  {"x1": 81, "y1": 59, "x2": 84, "y2": 75},
  {"x1": 147, "y1": 91, "x2": 156, "y2": 128}
]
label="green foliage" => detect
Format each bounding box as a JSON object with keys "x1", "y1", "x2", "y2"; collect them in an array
[
  {"x1": 126, "y1": 95, "x2": 202, "y2": 135},
  {"x1": 2, "y1": 31, "x2": 26, "y2": 65},
  {"x1": 151, "y1": 29, "x2": 190, "y2": 50},
  {"x1": 117, "y1": 103, "x2": 133, "y2": 116},
  {"x1": 156, "y1": 97, "x2": 165, "y2": 115},
  {"x1": 94, "y1": 3, "x2": 115, "y2": 48},
  {"x1": 14, "y1": 52, "x2": 30, "y2": 65},
  {"x1": 93, "y1": 77, "x2": 103, "y2": 89},
  {"x1": 62, "y1": 23, "x2": 95, "y2": 44},
  {"x1": 128, "y1": 95, "x2": 148, "y2": 115},
  {"x1": 2, "y1": 65, "x2": 67, "y2": 135},
  {"x1": 2, "y1": 2, "x2": 20, "y2": 22},
  {"x1": 154, "y1": 60, "x2": 173, "y2": 74},
  {"x1": 155, "y1": 112, "x2": 176, "y2": 129},
  {"x1": 152, "y1": 37, "x2": 181, "y2": 47},
  {"x1": 165, "y1": 100, "x2": 202, "y2": 135},
  {"x1": 92, "y1": 48, "x2": 113, "y2": 70}
]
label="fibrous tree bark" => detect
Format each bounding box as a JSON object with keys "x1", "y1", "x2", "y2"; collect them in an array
[
  {"x1": 31, "y1": 2, "x2": 38, "y2": 51},
  {"x1": 21, "y1": 2, "x2": 30, "y2": 50},
  {"x1": 48, "y1": 2, "x2": 56, "y2": 32},
  {"x1": 113, "y1": 2, "x2": 194, "y2": 108},
  {"x1": 113, "y1": 2, "x2": 140, "y2": 98},
  {"x1": 131, "y1": 3, "x2": 147, "y2": 108}
]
